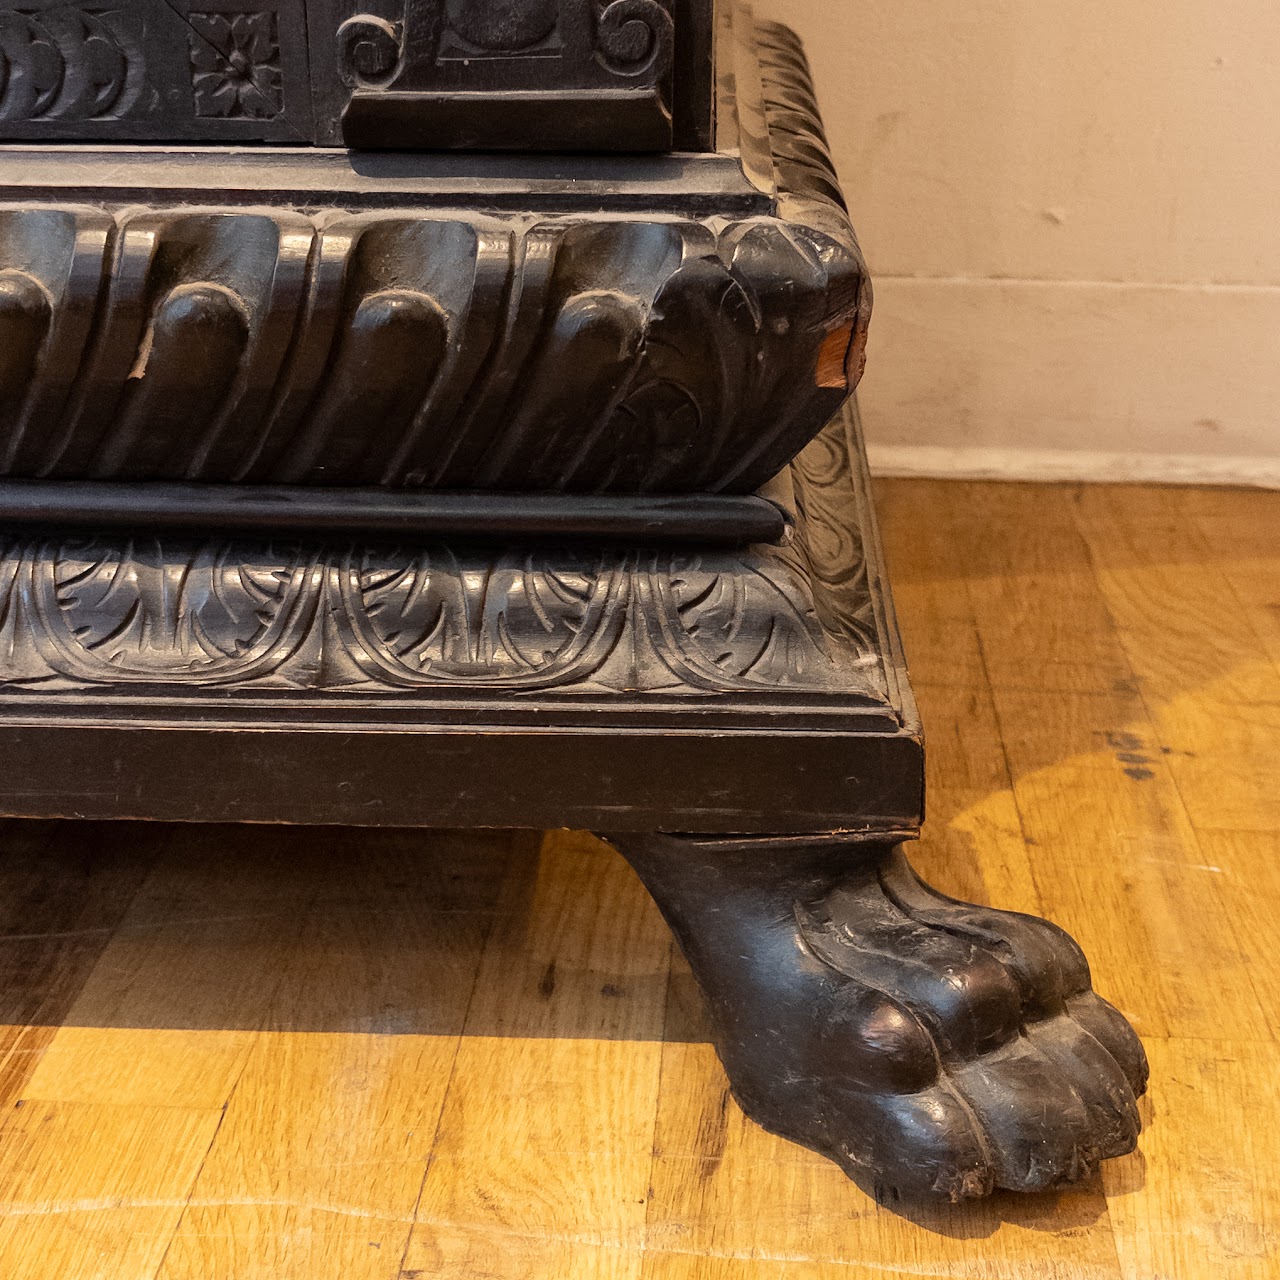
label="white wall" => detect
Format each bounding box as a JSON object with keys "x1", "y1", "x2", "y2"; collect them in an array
[{"x1": 757, "y1": 0, "x2": 1280, "y2": 484}]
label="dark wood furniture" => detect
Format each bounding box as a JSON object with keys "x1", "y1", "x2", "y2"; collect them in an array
[{"x1": 0, "y1": 0, "x2": 1146, "y2": 1202}]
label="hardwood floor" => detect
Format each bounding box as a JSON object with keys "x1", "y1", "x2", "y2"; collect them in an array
[{"x1": 0, "y1": 479, "x2": 1277, "y2": 1278}]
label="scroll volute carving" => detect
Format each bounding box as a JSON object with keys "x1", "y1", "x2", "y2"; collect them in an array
[
  {"x1": 597, "y1": 0, "x2": 674, "y2": 77},
  {"x1": 336, "y1": 13, "x2": 403, "y2": 89}
]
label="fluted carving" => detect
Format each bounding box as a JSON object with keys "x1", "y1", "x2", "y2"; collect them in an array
[
  {"x1": 0, "y1": 23, "x2": 869, "y2": 493},
  {"x1": 0, "y1": 208, "x2": 864, "y2": 493}
]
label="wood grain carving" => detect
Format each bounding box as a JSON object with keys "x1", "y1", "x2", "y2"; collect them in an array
[{"x1": 0, "y1": 24, "x2": 869, "y2": 494}]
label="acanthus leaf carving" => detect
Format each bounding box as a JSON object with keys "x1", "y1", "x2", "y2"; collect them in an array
[{"x1": 0, "y1": 411, "x2": 885, "y2": 703}]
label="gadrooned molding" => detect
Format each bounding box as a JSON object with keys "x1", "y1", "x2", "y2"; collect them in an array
[{"x1": 0, "y1": 21, "x2": 871, "y2": 497}]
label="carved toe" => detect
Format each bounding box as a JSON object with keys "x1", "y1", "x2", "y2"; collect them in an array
[
  {"x1": 1068, "y1": 992, "x2": 1151, "y2": 1098},
  {"x1": 796, "y1": 848, "x2": 1147, "y2": 1198},
  {"x1": 1026, "y1": 1012, "x2": 1142, "y2": 1160},
  {"x1": 949, "y1": 1035, "x2": 1104, "y2": 1191},
  {"x1": 830, "y1": 1082, "x2": 995, "y2": 1203}
]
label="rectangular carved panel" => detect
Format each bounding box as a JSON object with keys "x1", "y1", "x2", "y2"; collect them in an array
[
  {"x1": 0, "y1": 0, "x2": 716, "y2": 149},
  {"x1": 320, "y1": 0, "x2": 684, "y2": 150},
  {"x1": 0, "y1": 0, "x2": 314, "y2": 141}
]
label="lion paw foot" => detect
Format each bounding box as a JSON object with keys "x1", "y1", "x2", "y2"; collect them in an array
[{"x1": 786, "y1": 849, "x2": 1147, "y2": 1201}]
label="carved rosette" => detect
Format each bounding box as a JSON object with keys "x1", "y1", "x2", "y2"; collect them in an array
[{"x1": 188, "y1": 12, "x2": 284, "y2": 119}]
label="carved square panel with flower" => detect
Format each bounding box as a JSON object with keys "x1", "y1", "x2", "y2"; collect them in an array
[
  {"x1": 188, "y1": 11, "x2": 284, "y2": 118},
  {"x1": 0, "y1": 0, "x2": 310, "y2": 140}
]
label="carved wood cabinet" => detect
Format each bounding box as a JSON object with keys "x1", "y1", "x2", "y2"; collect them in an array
[{"x1": 0, "y1": 0, "x2": 1148, "y2": 1205}]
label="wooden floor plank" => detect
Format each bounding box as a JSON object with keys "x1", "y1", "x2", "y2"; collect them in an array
[
  {"x1": 1073, "y1": 511, "x2": 1280, "y2": 833},
  {"x1": 1191, "y1": 830, "x2": 1280, "y2": 1043},
  {"x1": 958, "y1": 487, "x2": 1138, "y2": 698},
  {"x1": 990, "y1": 683, "x2": 1272, "y2": 1043},
  {"x1": 20, "y1": 824, "x2": 327, "y2": 1110},
  {"x1": 0, "y1": 1100, "x2": 223, "y2": 1280},
  {"x1": 156, "y1": 827, "x2": 521, "y2": 1280},
  {"x1": 909, "y1": 681, "x2": 1044, "y2": 918},
  {"x1": 401, "y1": 831, "x2": 672, "y2": 1280},
  {"x1": 872, "y1": 483, "x2": 988, "y2": 691},
  {"x1": 1192, "y1": 510, "x2": 1280, "y2": 680},
  {"x1": 0, "y1": 821, "x2": 162, "y2": 1108},
  {"x1": 1104, "y1": 1038, "x2": 1280, "y2": 1280},
  {"x1": 0, "y1": 478, "x2": 1276, "y2": 1278}
]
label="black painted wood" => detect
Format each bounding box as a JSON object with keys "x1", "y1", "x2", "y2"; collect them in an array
[
  {"x1": 0, "y1": 725, "x2": 925, "y2": 831},
  {"x1": 0, "y1": 480, "x2": 787, "y2": 542},
  {"x1": 0, "y1": 404, "x2": 917, "y2": 826},
  {"x1": 603, "y1": 834, "x2": 1149, "y2": 1202},
  {"x1": 0, "y1": 0, "x2": 718, "y2": 152},
  {"x1": 0, "y1": 22, "x2": 868, "y2": 497},
  {"x1": 0, "y1": 5, "x2": 1149, "y2": 1205}
]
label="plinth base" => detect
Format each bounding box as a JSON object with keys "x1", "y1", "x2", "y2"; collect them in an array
[{"x1": 0, "y1": 401, "x2": 1147, "y2": 1200}]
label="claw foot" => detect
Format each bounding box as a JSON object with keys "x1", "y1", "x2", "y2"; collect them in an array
[{"x1": 603, "y1": 834, "x2": 1148, "y2": 1202}]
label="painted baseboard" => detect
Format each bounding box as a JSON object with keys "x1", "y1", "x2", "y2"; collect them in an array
[{"x1": 865, "y1": 445, "x2": 1280, "y2": 490}]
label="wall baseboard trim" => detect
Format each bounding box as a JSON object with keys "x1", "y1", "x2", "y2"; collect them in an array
[{"x1": 866, "y1": 445, "x2": 1280, "y2": 490}]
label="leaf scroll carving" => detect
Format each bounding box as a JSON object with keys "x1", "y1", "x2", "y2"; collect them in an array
[{"x1": 0, "y1": 412, "x2": 884, "y2": 704}]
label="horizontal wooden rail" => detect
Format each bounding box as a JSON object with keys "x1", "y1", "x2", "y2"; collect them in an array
[{"x1": 0, "y1": 481, "x2": 787, "y2": 545}]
